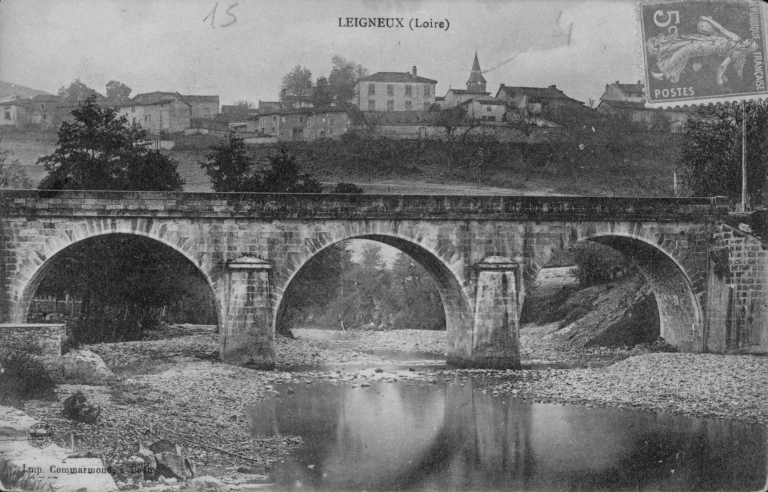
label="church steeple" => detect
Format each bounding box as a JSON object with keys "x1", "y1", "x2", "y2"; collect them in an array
[{"x1": 466, "y1": 51, "x2": 487, "y2": 93}]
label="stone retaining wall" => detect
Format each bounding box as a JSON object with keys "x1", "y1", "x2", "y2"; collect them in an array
[{"x1": 0, "y1": 324, "x2": 65, "y2": 356}]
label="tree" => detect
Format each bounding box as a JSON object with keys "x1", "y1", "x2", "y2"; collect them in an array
[
  {"x1": 427, "y1": 106, "x2": 483, "y2": 169},
  {"x1": 390, "y1": 252, "x2": 445, "y2": 330},
  {"x1": 58, "y1": 79, "x2": 100, "y2": 103},
  {"x1": 38, "y1": 96, "x2": 185, "y2": 191},
  {"x1": 312, "y1": 77, "x2": 333, "y2": 108},
  {"x1": 279, "y1": 65, "x2": 313, "y2": 108},
  {"x1": 105, "y1": 80, "x2": 132, "y2": 102},
  {"x1": 328, "y1": 55, "x2": 368, "y2": 104},
  {"x1": 200, "y1": 141, "x2": 321, "y2": 193},
  {"x1": 679, "y1": 100, "x2": 768, "y2": 206},
  {"x1": 200, "y1": 135, "x2": 260, "y2": 192},
  {"x1": 276, "y1": 242, "x2": 351, "y2": 335},
  {"x1": 36, "y1": 235, "x2": 213, "y2": 342},
  {"x1": 648, "y1": 111, "x2": 672, "y2": 133},
  {"x1": 226, "y1": 100, "x2": 256, "y2": 121},
  {"x1": 0, "y1": 144, "x2": 33, "y2": 189},
  {"x1": 259, "y1": 146, "x2": 322, "y2": 193}
]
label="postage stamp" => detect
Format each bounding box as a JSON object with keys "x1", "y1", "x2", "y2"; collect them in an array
[{"x1": 639, "y1": 0, "x2": 767, "y2": 106}]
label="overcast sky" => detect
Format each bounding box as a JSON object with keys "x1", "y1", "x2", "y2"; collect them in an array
[{"x1": 1, "y1": 0, "x2": 654, "y2": 105}]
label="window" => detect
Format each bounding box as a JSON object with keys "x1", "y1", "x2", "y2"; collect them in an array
[
  {"x1": 131, "y1": 106, "x2": 135, "y2": 113},
  {"x1": 387, "y1": 84, "x2": 394, "y2": 96},
  {"x1": 272, "y1": 116, "x2": 277, "y2": 123},
  {"x1": 261, "y1": 117, "x2": 266, "y2": 124},
  {"x1": 368, "y1": 100, "x2": 375, "y2": 111},
  {"x1": 405, "y1": 101, "x2": 412, "y2": 111},
  {"x1": 299, "y1": 116, "x2": 304, "y2": 123},
  {"x1": 132, "y1": 117, "x2": 136, "y2": 124},
  {"x1": 204, "y1": 107, "x2": 210, "y2": 117},
  {"x1": 387, "y1": 100, "x2": 394, "y2": 112},
  {"x1": 261, "y1": 127, "x2": 266, "y2": 133},
  {"x1": 368, "y1": 84, "x2": 375, "y2": 95},
  {"x1": 330, "y1": 118, "x2": 335, "y2": 126},
  {"x1": 40, "y1": 103, "x2": 46, "y2": 110},
  {"x1": 43, "y1": 114, "x2": 48, "y2": 121},
  {"x1": 271, "y1": 126, "x2": 275, "y2": 133},
  {"x1": 281, "y1": 116, "x2": 286, "y2": 122},
  {"x1": 329, "y1": 127, "x2": 333, "y2": 134},
  {"x1": 3, "y1": 108, "x2": 10, "y2": 121},
  {"x1": 405, "y1": 85, "x2": 412, "y2": 97},
  {"x1": 487, "y1": 106, "x2": 492, "y2": 112},
  {"x1": 424, "y1": 85, "x2": 431, "y2": 97}
]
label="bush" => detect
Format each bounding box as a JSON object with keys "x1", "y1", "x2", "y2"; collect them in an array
[
  {"x1": 572, "y1": 243, "x2": 629, "y2": 288},
  {"x1": 332, "y1": 182, "x2": 364, "y2": 194},
  {"x1": 0, "y1": 351, "x2": 56, "y2": 407}
]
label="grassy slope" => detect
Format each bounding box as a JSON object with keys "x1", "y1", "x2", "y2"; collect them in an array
[{"x1": 0, "y1": 130, "x2": 682, "y2": 196}]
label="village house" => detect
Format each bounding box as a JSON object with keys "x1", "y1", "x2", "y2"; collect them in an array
[
  {"x1": 495, "y1": 84, "x2": 583, "y2": 115},
  {"x1": 304, "y1": 107, "x2": 351, "y2": 140},
  {"x1": 356, "y1": 67, "x2": 437, "y2": 112},
  {"x1": 27, "y1": 95, "x2": 66, "y2": 130},
  {"x1": 0, "y1": 96, "x2": 29, "y2": 129},
  {"x1": 458, "y1": 95, "x2": 506, "y2": 122},
  {"x1": 111, "y1": 98, "x2": 192, "y2": 134},
  {"x1": 596, "y1": 81, "x2": 691, "y2": 132},
  {"x1": 257, "y1": 100, "x2": 292, "y2": 113},
  {"x1": 0, "y1": 94, "x2": 76, "y2": 131},
  {"x1": 248, "y1": 107, "x2": 352, "y2": 142},
  {"x1": 131, "y1": 92, "x2": 219, "y2": 119}
]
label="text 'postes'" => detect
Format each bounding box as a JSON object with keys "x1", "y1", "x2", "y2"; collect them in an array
[{"x1": 338, "y1": 18, "x2": 449, "y2": 31}]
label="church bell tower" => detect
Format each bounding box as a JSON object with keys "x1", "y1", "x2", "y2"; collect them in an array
[{"x1": 467, "y1": 51, "x2": 487, "y2": 93}]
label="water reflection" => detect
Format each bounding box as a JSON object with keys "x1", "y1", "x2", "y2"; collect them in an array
[{"x1": 248, "y1": 378, "x2": 766, "y2": 491}]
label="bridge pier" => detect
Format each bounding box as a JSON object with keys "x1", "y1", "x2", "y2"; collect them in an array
[
  {"x1": 221, "y1": 257, "x2": 275, "y2": 369},
  {"x1": 450, "y1": 257, "x2": 521, "y2": 369}
]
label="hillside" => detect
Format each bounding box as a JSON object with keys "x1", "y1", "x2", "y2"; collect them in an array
[
  {"x1": 0, "y1": 80, "x2": 52, "y2": 99},
  {"x1": 0, "y1": 129, "x2": 682, "y2": 196}
]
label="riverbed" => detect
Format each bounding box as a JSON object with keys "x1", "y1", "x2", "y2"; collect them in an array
[{"x1": 12, "y1": 325, "x2": 768, "y2": 491}]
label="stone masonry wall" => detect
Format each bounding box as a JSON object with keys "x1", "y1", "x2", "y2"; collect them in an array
[
  {"x1": 0, "y1": 191, "x2": 733, "y2": 363},
  {"x1": 707, "y1": 223, "x2": 768, "y2": 353},
  {"x1": 0, "y1": 324, "x2": 65, "y2": 356}
]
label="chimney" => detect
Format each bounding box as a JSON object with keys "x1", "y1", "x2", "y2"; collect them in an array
[
  {"x1": 616, "y1": 81, "x2": 619, "y2": 85},
  {"x1": 549, "y1": 85, "x2": 556, "y2": 89},
  {"x1": 412, "y1": 66, "x2": 417, "y2": 77}
]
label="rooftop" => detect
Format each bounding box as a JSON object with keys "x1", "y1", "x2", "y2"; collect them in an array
[{"x1": 359, "y1": 72, "x2": 437, "y2": 84}]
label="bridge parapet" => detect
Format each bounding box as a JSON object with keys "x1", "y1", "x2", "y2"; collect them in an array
[{"x1": 0, "y1": 190, "x2": 732, "y2": 221}]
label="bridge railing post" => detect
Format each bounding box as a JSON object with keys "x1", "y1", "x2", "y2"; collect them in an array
[
  {"x1": 221, "y1": 257, "x2": 275, "y2": 369},
  {"x1": 462, "y1": 257, "x2": 522, "y2": 369}
]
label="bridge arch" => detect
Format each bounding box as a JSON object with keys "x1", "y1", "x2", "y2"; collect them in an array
[
  {"x1": 272, "y1": 232, "x2": 474, "y2": 358},
  {"x1": 522, "y1": 227, "x2": 704, "y2": 351},
  {"x1": 12, "y1": 228, "x2": 224, "y2": 327}
]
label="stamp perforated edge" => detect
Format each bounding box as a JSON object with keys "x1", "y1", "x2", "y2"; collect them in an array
[{"x1": 635, "y1": 0, "x2": 768, "y2": 109}]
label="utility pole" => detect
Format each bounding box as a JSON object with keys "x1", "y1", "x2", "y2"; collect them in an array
[{"x1": 742, "y1": 101, "x2": 748, "y2": 212}]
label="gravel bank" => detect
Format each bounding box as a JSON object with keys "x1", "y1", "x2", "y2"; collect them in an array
[
  {"x1": 293, "y1": 328, "x2": 446, "y2": 355},
  {"x1": 23, "y1": 361, "x2": 300, "y2": 486},
  {"x1": 490, "y1": 352, "x2": 768, "y2": 425}
]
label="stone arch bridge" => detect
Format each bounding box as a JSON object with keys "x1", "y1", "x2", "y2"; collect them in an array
[{"x1": 1, "y1": 190, "x2": 765, "y2": 369}]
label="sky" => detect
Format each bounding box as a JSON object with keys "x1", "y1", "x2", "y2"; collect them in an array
[{"x1": 0, "y1": 0, "x2": 646, "y2": 106}]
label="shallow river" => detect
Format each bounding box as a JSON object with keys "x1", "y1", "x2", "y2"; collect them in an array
[{"x1": 248, "y1": 376, "x2": 767, "y2": 491}]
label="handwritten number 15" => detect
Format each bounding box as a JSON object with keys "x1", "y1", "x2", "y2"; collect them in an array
[{"x1": 204, "y1": 2, "x2": 238, "y2": 28}]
